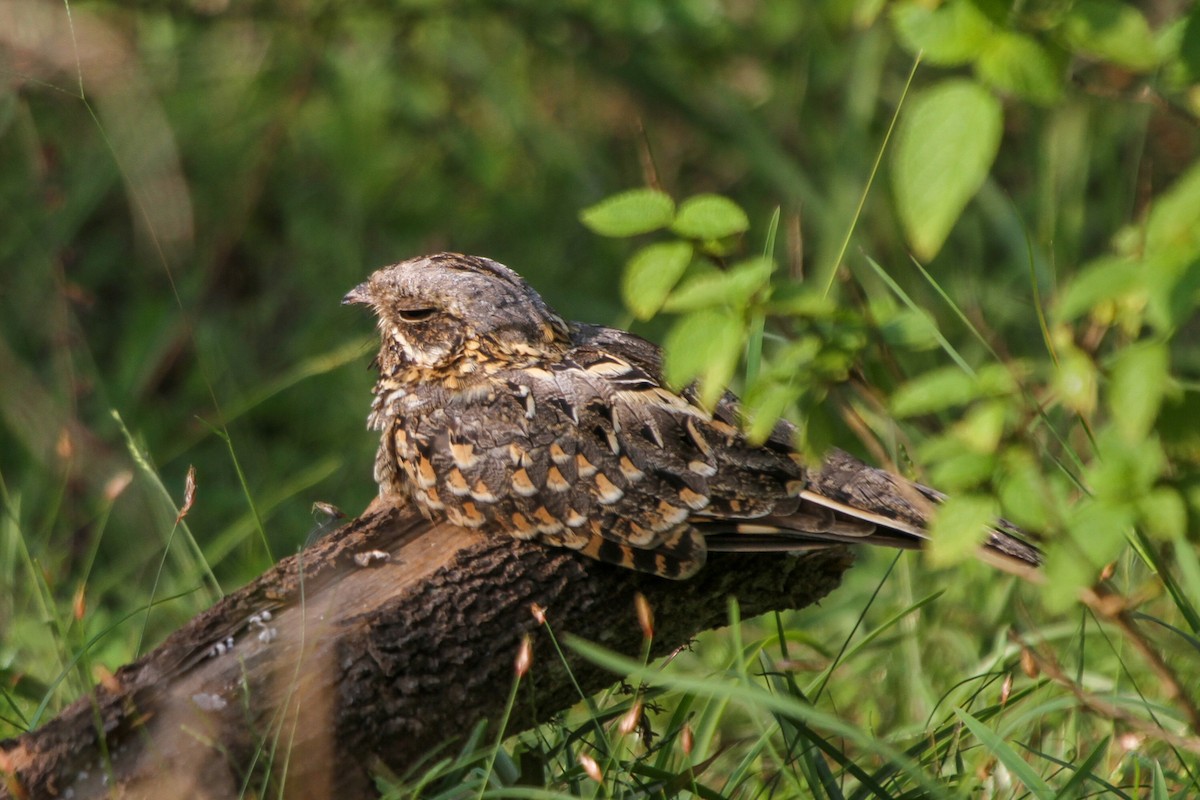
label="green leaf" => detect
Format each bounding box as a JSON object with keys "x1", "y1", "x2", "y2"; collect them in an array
[
  {"x1": 1139, "y1": 487, "x2": 1187, "y2": 541},
  {"x1": 794, "y1": 394, "x2": 837, "y2": 462},
  {"x1": 1151, "y1": 258, "x2": 1200, "y2": 333},
  {"x1": 743, "y1": 379, "x2": 802, "y2": 444},
  {"x1": 579, "y1": 188, "x2": 674, "y2": 237},
  {"x1": 927, "y1": 451, "x2": 997, "y2": 493},
  {"x1": 1152, "y1": 760, "x2": 1170, "y2": 800},
  {"x1": 812, "y1": 348, "x2": 856, "y2": 381},
  {"x1": 998, "y1": 450, "x2": 1055, "y2": 530},
  {"x1": 662, "y1": 257, "x2": 773, "y2": 313},
  {"x1": 927, "y1": 494, "x2": 997, "y2": 566},
  {"x1": 892, "y1": 367, "x2": 978, "y2": 417},
  {"x1": 977, "y1": 362, "x2": 1021, "y2": 395},
  {"x1": 1121, "y1": 161, "x2": 1200, "y2": 331},
  {"x1": 952, "y1": 709, "x2": 1055, "y2": 799},
  {"x1": 952, "y1": 400, "x2": 1007, "y2": 453},
  {"x1": 975, "y1": 31, "x2": 1063, "y2": 105},
  {"x1": 620, "y1": 242, "x2": 694, "y2": 320},
  {"x1": 768, "y1": 285, "x2": 839, "y2": 317},
  {"x1": 1055, "y1": 349, "x2": 1098, "y2": 416},
  {"x1": 1143, "y1": 159, "x2": 1200, "y2": 257},
  {"x1": 1107, "y1": 341, "x2": 1169, "y2": 443},
  {"x1": 1087, "y1": 431, "x2": 1166, "y2": 502},
  {"x1": 891, "y1": 79, "x2": 1003, "y2": 260},
  {"x1": 1063, "y1": 0, "x2": 1159, "y2": 72},
  {"x1": 663, "y1": 309, "x2": 746, "y2": 408},
  {"x1": 876, "y1": 306, "x2": 942, "y2": 350},
  {"x1": 1042, "y1": 544, "x2": 1097, "y2": 609},
  {"x1": 1066, "y1": 498, "x2": 1134, "y2": 565},
  {"x1": 1055, "y1": 256, "x2": 1143, "y2": 322},
  {"x1": 670, "y1": 194, "x2": 750, "y2": 240},
  {"x1": 892, "y1": 363, "x2": 1018, "y2": 418},
  {"x1": 891, "y1": 0, "x2": 994, "y2": 66}
]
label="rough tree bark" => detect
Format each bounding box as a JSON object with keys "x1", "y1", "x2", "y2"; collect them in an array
[{"x1": 0, "y1": 505, "x2": 854, "y2": 800}]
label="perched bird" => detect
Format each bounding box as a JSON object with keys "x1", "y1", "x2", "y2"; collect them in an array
[{"x1": 345, "y1": 253, "x2": 1040, "y2": 579}]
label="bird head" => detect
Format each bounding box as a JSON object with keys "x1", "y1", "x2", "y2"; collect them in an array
[{"x1": 344, "y1": 253, "x2": 571, "y2": 374}]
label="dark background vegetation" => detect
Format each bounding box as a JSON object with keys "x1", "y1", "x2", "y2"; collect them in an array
[{"x1": 4, "y1": 1, "x2": 1200, "y2": 795}]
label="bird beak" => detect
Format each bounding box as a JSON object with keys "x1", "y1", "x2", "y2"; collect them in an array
[{"x1": 342, "y1": 282, "x2": 372, "y2": 306}]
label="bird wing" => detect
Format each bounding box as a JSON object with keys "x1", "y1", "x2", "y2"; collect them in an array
[{"x1": 566, "y1": 324, "x2": 1042, "y2": 574}]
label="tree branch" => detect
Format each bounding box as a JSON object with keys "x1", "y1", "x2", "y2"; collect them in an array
[{"x1": 0, "y1": 505, "x2": 854, "y2": 800}]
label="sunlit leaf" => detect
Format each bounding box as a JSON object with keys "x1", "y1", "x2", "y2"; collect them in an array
[
  {"x1": 892, "y1": 368, "x2": 978, "y2": 417},
  {"x1": 1139, "y1": 487, "x2": 1187, "y2": 541},
  {"x1": 813, "y1": 348, "x2": 855, "y2": 381},
  {"x1": 663, "y1": 309, "x2": 746, "y2": 408},
  {"x1": 952, "y1": 400, "x2": 1007, "y2": 453},
  {"x1": 1055, "y1": 349, "x2": 1097, "y2": 416},
  {"x1": 1055, "y1": 256, "x2": 1143, "y2": 322},
  {"x1": 927, "y1": 493, "x2": 996, "y2": 566},
  {"x1": 1087, "y1": 431, "x2": 1166, "y2": 502},
  {"x1": 1063, "y1": 0, "x2": 1159, "y2": 71},
  {"x1": 743, "y1": 379, "x2": 802, "y2": 444},
  {"x1": 670, "y1": 194, "x2": 750, "y2": 240},
  {"x1": 876, "y1": 306, "x2": 942, "y2": 350},
  {"x1": 1151, "y1": 259, "x2": 1200, "y2": 333},
  {"x1": 975, "y1": 30, "x2": 1063, "y2": 105},
  {"x1": 893, "y1": 362, "x2": 1018, "y2": 418},
  {"x1": 892, "y1": 79, "x2": 1003, "y2": 260},
  {"x1": 1065, "y1": 498, "x2": 1134, "y2": 566},
  {"x1": 891, "y1": 0, "x2": 993, "y2": 65},
  {"x1": 998, "y1": 450, "x2": 1055, "y2": 530},
  {"x1": 890, "y1": 367, "x2": 967, "y2": 417},
  {"x1": 621, "y1": 242, "x2": 694, "y2": 320},
  {"x1": 927, "y1": 451, "x2": 997, "y2": 493},
  {"x1": 769, "y1": 285, "x2": 839, "y2": 318},
  {"x1": 663, "y1": 257, "x2": 773, "y2": 313},
  {"x1": 1042, "y1": 544, "x2": 1099, "y2": 610},
  {"x1": 579, "y1": 189, "x2": 675, "y2": 237},
  {"x1": 1143, "y1": 159, "x2": 1200, "y2": 256},
  {"x1": 1107, "y1": 340, "x2": 1169, "y2": 443}
]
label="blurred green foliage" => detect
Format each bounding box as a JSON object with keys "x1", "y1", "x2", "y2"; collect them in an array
[
  {"x1": 579, "y1": 1, "x2": 1200, "y2": 613},
  {"x1": 3, "y1": 0, "x2": 1200, "y2": 795}
]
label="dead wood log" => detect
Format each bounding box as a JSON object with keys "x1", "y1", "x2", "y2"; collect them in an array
[{"x1": 0, "y1": 505, "x2": 854, "y2": 800}]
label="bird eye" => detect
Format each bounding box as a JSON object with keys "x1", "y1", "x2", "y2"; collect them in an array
[{"x1": 396, "y1": 307, "x2": 437, "y2": 322}]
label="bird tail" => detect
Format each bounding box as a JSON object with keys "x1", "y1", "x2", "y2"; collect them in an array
[{"x1": 703, "y1": 448, "x2": 1042, "y2": 576}]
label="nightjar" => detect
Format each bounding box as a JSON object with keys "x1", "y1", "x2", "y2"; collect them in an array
[{"x1": 345, "y1": 253, "x2": 1040, "y2": 579}]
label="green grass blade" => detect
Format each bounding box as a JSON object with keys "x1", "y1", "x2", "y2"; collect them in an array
[
  {"x1": 1152, "y1": 760, "x2": 1169, "y2": 800},
  {"x1": 745, "y1": 206, "x2": 782, "y2": 387},
  {"x1": 824, "y1": 53, "x2": 922, "y2": 297},
  {"x1": 1028, "y1": 736, "x2": 1121, "y2": 800},
  {"x1": 952, "y1": 708, "x2": 1052, "y2": 799},
  {"x1": 861, "y1": 256, "x2": 974, "y2": 377},
  {"x1": 111, "y1": 410, "x2": 221, "y2": 598},
  {"x1": 568, "y1": 636, "x2": 957, "y2": 800}
]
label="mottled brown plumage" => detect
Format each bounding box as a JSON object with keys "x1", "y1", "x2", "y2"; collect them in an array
[{"x1": 345, "y1": 253, "x2": 1040, "y2": 579}]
